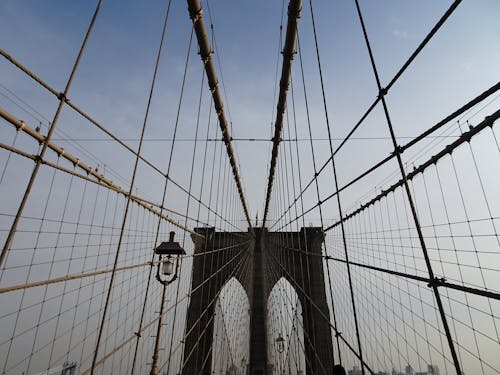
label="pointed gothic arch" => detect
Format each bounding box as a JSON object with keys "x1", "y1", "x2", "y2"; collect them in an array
[{"x1": 182, "y1": 227, "x2": 333, "y2": 375}]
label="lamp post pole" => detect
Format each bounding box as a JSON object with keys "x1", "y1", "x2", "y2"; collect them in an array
[
  {"x1": 150, "y1": 283, "x2": 167, "y2": 375},
  {"x1": 276, "y1": 334, "x2": 285, "y2": 375},
  {"x1": 149, "y1": 232, "x2": 186, "y2": 375}
]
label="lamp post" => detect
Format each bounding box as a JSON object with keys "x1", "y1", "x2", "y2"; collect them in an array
[
  {"x1": 276, "y1": 333, "x2": 285, "y2": 375},
  {"x1": 150, "y1": 232, "x2": 186, "y2": 375},
  {"x1": 240, "y1": 357, "x2": 247, "y2": 375}
]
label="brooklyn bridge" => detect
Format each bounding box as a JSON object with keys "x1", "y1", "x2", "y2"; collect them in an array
[{"x1": 0, "y1": 0, "x2": 499, "y2": 374}]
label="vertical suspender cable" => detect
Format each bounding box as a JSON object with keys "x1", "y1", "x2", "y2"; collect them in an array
[
  {"x1": 90, "y1": 0, "x2": 173, "y2": 371},
  {"x1": 0, "y1": 0, "x2": 103, "y2": 268},
  {"x1": 353, "y1": 1, "x2": 462, "y2": 373}
]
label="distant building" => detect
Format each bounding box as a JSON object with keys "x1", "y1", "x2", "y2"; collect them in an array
[
  {"x1": 428, "y1": 365, "x2": 440, "y2": 375},
  {"x1": 359, "y1": 363, "x2": 438, "y2": 375},
  {"x1": 32, "y1": 362, "x2": 77, "y2": 375},
  {"x1": 405, "y1": 364, "x2": 414, "y2": 375}
]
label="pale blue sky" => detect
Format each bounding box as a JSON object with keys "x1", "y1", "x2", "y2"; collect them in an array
[
  {"x1": 1, "y1": 0, "x2": 499, "y2": 220},
  {"x1": 1, "y1": 2, "x2": 500, "y2": 374}
]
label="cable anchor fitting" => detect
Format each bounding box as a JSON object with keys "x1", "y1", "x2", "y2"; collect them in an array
[
  {"x1": 392, "y1": 145, "x2": 403, "y2": 155},
  {"x1": 189, "y1": 8, "x2": 203, "y2": 23},
  {"x1": 378, "y1": 87, "x2": 388, "y2": 99},
  {"x1": 57, "y1": 92, "x2": 68, "y2": 102},
  {"x1": 427, "y1": 277, "x2": 446, "y2": 288}
]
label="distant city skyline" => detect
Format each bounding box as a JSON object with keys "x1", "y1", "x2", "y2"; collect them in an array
[{"x1": 348, "y1": 363, "x2": 440, "y2": 375}]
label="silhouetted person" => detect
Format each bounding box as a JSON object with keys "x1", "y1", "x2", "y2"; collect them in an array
[{"x1": 333, "y1": 364, "x2": 347, "y2": 375}]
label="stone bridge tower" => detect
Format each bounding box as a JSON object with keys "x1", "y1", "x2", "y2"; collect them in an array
[{"x1": 182, "y1": 227, "x2": 333, "y2": 375}]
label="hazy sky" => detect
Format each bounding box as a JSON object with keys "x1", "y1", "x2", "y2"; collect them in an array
[
  {"x1": 1, "y1": 0, "x2": 499, "y2": 220},
  {"x1": 1, "y1": 2, "x2": 500, "y2": 374}
]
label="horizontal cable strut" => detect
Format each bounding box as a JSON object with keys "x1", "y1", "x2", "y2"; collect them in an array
[
  {"x1": 325, "y1": 108, "x2": 500, "y2": 232},
  {"x1": 0, "y1": 240, "x2": 250, "y2": 294},
  {"x1": 48, "y1": 135, "x2": 465, "y2": 142},
  {"x1": 326, "y1": 256, "x2": 500, "y2": 301},
  {"x1": 80, "y1": 243, "x2": 251, "y2": 375},
  {"x1": 187, "y1": 0, "x2": 253, "y2": 232},
  {"x1": 263, "y1": 0, "x2": 302, "y2": 227},
  {"x1": 267, "y1": 236, "x2": 499, "y2": 373},
  {"x1": 0, "y1": 107, "x2": 203, "y2": 238},
  {"x1": 268, "y1": 238, "x2": 500, "y2": 302},
  {"x1": 0, "y1": 140, "x2": 222, "y2": 231},
  {"x1": 271, "y1": 81, "x2": 500, "y2": 230}
]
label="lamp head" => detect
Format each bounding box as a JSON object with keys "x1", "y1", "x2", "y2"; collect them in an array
[
  {"x1": 154, "y1": 232, "x2": 186, "y2": 285},
  {"x1": 155, "y1": 231, "x2": 186, "y2": 256},
  {"x1": 276, "y1": 334, "x2": 285, "y2": 353}
]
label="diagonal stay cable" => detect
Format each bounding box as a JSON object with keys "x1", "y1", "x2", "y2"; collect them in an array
[
  {"x1": 89, "y1": 0, "x2": 176, "y2": 370},
  {"x1": 0, "y1": 0, "x2": 103, "y2": 268},
  {"x1": 0, "y1": 108, "x2": 203, "y2": 237},
  {"x1": 325, "y1": 109, "x2": 500, "y2": 233},
  {"x1": 0, "y1": 48, "x2": 242, "y2": 234},
  {"x1": 262, "y1": 0, "x2": 302, "y2": 227},
  {"x1": 268, "y1": 0, "x2": 469, "y2": 231},
  {"x1": 187, "y1": 0, "x2": 253, "y2": 232},
  {"x1": 271, "y1": 81, "x2": 500, "y2": 231},
  {"x1": 353, "y1": 0, "x2": 462, "y2": 372}
]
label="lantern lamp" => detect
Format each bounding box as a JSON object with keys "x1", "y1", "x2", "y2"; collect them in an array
[
  {"x1": 162, "y1": 257, "x2": 174, "y2": 275},
  {"x1": 154, "y1": 231, "x2": 186, "y2": 285},
  {"x1": 276, "y1": 333, "x2": 285, "y2": 353}
]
